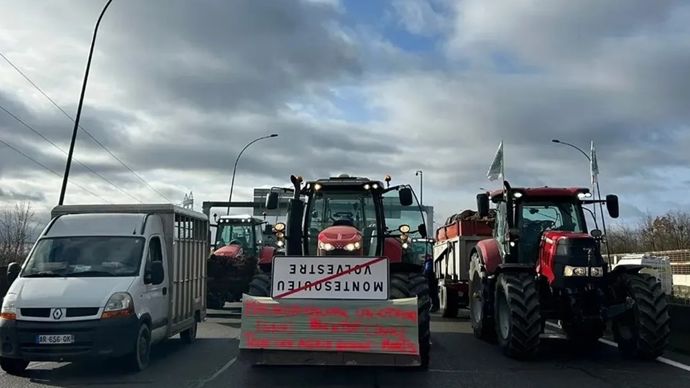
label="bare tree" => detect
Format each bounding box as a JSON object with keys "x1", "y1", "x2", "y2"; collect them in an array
[{"x1": 0, "y1": 202, "x2": 36, "y2": 266}]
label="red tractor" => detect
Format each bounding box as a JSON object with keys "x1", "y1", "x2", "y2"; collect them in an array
[
  {"x1": 207, "y1": 215, "x2": 275, "y2": 309},
  {"x1": 470, "y1": 181, "x2": 670, "y2": 359},
  {"x1": 244, "y1": 174, "x2": 432, "y2": 368}
]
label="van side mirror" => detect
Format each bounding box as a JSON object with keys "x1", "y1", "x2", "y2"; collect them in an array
[
  {"x1": 417, "y1": 224, "x2": 427, "y2": 239},
  {"x1": 606, "y1": 194, "x2": 619, "y2": 219},
  {"x1": 398, "y1": 187, "x2": 413, "y2": 206},
  {"x1": 477, "y1": 193, "x2": 489, "y2": 218},
  {"x1": 7, "y1": 262, "x2": 20, "y2": 283},
  {"x1": 146, "y1": 261, "x2": 165, "y2": 285},
  {"x1": 266, "y1": 192, "x2": 279, "y2": 210}
]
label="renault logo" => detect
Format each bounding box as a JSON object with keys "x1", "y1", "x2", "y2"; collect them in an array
[{"x1": 52, "y1": 308, "x2": 65, "y2": 320}]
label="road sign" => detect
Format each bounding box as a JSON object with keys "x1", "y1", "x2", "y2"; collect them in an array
[{"x1": 271, "y1": 256, "x2": 389, "y2": 300}]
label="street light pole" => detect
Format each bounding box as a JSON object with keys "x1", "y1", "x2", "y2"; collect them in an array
[
  {"x1": 226, "y1": 134, "x2": 278, "y2": 215},
  {"x1": 415, "y1": 170, "x2": 423, "y2": 205},
  {"x1": 551, "y1": 139, "x2": 607, "y2": 244},
  {"x1": 58, "y1": 0, "x2": 114, "y2": 205}
]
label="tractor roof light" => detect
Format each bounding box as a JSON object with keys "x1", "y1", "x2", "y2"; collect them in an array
[
  {"x1": 314, "y1": 183, "x2": 322, "y2": 191},
  {"x1": 364, "y1": 184, "x2": 371, "y2": 190},
  {"x1": 577, "y1": 192, "x2": 593, "y2": 199},
  {"x1": 513, "y1": 192, "x2": 523, "y2": 199}
]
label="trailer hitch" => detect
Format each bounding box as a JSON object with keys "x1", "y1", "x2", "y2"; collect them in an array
[{"x1": 604, "y1": 296, "x2": 635, "y2": 320}]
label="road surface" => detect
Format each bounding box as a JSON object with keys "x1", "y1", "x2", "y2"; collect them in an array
[{"x1": 2, "y1": 307, "x2": 689, "y2": 388}]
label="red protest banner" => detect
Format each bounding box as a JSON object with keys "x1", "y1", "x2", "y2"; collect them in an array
[{"x1": 240, "y1": 295, "x2": 419, "y2": 356}]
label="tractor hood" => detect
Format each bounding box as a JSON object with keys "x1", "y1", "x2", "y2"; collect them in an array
[
  {"x1": 213, "y1": 244, "x2": 243, "y2": 258},
  {"x1": 318, "y1": 225, "x2": 362, "y2": 247}
]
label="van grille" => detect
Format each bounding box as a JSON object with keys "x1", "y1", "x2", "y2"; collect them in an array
[{"x1": 20, "y1": 308, "x2": 99, "y2": 318}]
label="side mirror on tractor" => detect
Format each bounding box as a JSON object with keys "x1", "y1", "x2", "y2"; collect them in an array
[
  {"x1": 606, "y1": 194, "x2": 619, "y2": 219},
  {"x1": 266, "y1": 192, "x2": 279, "y2": 210},
  {"x1": 7, "y1": 262, "x2": 20, "y2": 284},
  {"x1": 398, "y1": 187, "x2": 413, "y2": 206},
  {"x1": 477, "y1": 193, "x2": 489, "y2": 218},
  {"x1": 264, "y1": 224, "x2": 273, "y2": 234}
]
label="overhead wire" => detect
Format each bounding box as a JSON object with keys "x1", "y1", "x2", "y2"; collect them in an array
[
  {"x1": 0, "y1": 136, "x2": 111, "y2": 203},
  {"x1": 0, "y1": 51, "x2": 172, "y2": 202},
  {"x1": 0, "y1": 103, "x2": 143, "y2": 203}
]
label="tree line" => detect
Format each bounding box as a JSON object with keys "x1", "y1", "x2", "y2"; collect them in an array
[
  {"x1": 0, "y1": 202, "x2": 36, "y2": 266},
  {"x1": 607, "y1": 211, "x2": 690, "y2": 254}
]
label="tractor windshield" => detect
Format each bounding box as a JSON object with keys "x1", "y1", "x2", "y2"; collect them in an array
[
  {"x1": 216, "y1": 224, "x2": 255, "y2": 251},
  {"x1": 517, "y1": 200, "x2": 586, "y2": 262},
  {"x1": 305, "y1": 190, "x2": 378, "y2": 255}
]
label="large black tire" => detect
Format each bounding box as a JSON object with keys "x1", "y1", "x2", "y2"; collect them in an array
[
  {"x1": 248, "y1": 273, "x2": 272, "y2": 296},
  {"x1": 128, "y1": 323, "x2": 152, "y2": 372},
  {"x1": 0, "y1": 357, "x2": 29, "y2": 375},
  {"x1": 440, "y1": 284, "x2": 459, "y2": 318},
  {"x1": 469, "y1": 254, "x2": 494, "y2": 340},
  {"x1": 391, "y1": 273, "x2": 431, "y2": 370},
  {"x1": 612, "y1": 273, "x2": 670, "y2": 359},
  {"x1": 494, "y1": 273, "x2": 541, "y2": 359}
]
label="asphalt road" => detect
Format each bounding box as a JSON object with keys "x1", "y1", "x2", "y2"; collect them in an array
[{"x1": 2, "y1": 307, "x2": 690, "y2": 388}]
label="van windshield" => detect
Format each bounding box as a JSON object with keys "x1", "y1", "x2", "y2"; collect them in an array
[{"x1": 22, "y1": 237, "x2": 146, "y2": 277}]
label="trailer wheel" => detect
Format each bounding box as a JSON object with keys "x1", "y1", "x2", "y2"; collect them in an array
[
  {"x1": 469, "y1": 254, "x2": 494, "y2": 341},
  {"x1": 0, "y1": 358, "x2": 29, "y2": 375},
  {"x1": 391, "y1": 273, "x2": 431, "y2": 370},
  {"x1": 248, "y1": 273, "x2": 272, "y2": 297},
  {"x1": 612, "y1": 273, "x2": 670, "y2": 359},
  {"x1": 494, "y1": 272, "x2": 541, "y2": 359},
  {"x1": 440, "y1": 284, "x2": 459, "y2": 318}
]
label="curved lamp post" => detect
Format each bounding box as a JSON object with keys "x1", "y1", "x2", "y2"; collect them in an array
[
  {"x1": 59, "y1": 0, "x2": 114, "y2": 205},
  {"x1": 415, "y1": 170, "x2": 423, "y2": 205},
  {"x1": 226, "y1": 134, "x2": 278, "y2": 215}
]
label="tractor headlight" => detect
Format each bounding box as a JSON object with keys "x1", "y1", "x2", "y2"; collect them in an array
[
  {"x1": 402, "y1": 242, "x2": 409, "y2": 249},
  {"x1": 276, "y1": 240, "x2": 285, "y2": 248},
  {"x1": 344, "y1": 242, "x2": 361, "y2": 251},
  {"x1": 399, "y1": 224, "x2": 411, "y2": 233},
  {"x1": 319, "y1": 242, "x2": 335, "y2": 251},
  {"x1": 274, "y1": 222, "x2": 286, "y2": 232},
  {"x1": 563, "y1": 266, "x2": 604, "y2": 277}
]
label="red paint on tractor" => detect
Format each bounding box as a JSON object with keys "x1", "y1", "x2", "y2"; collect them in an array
[
  {"x1": 538, "y1": 230, "x2": 594, "y2": 284},
  {"x1": 475, "y1": 238, "x2": 502, "y2": 274},
  {"x1": 383, "y1": 237, "x2": 403, "y2": 263},
  {"x1": 213, "y1": 244, "x2": 242, "y2": 258},
  {"x1": 258, "y1": 246, "x2": 276, "y2": 264}
]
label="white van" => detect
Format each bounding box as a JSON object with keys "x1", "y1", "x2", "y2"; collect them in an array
[{"x1": 0, "y1": 204, "x2": 208, "y2": 374}]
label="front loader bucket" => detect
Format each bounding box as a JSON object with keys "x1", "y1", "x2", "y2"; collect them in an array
[{"x1": 239, "y1": 295, "x2": 421, "y2": 367}]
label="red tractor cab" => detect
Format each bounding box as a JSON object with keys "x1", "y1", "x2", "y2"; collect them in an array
[{"x1": 470, "y1": 181, "x2": 669, "y2": 359}]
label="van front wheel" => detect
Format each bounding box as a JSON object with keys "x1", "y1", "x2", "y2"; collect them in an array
[
  {"x1": 128, "y1": 323, "x2": 152, "y2": 372},
  {"x1": 0, "y1": 357, "x2": 29, "y2": 375}
]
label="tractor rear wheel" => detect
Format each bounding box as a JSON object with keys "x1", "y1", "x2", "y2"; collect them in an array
[
  {"x1": 494, "y1": 272, "x2": 541, "y2": 359},
  {"x1": 391, "y1": 273, "x2": 431, "y2": 370},
  {"x1": 247, "y1": 273, "x2": 272, "y2": 297},
  {"x1": 612, "y1": 273, "x2": 670, "y2": 359}
]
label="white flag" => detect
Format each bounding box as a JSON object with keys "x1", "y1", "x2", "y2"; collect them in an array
[
  {"x1": 590, "y1": 141, "x2": 599, "y2": 184},
  {"x1": 487, "y1": 141, "x2": 504, "y2": 181}
]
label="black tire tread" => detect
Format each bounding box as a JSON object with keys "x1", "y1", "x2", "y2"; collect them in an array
[
  {"x1": 441, "y1": 286, "x2": 459, "y2": 318},
  {"x1": 391, "y1": 272, "x2": 431, "y2": 370},
  {"x1": 615, "y1": 273, "x2": 670, "y2": 359},
  {"x1": 495, "y1": 272, "x2": 541, "y2": 359},
  {"x1": 248, "y1": 273, "x2": 272, "y2": 297}
]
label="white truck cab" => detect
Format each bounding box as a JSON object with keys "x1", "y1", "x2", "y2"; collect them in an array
[{"x1": 0, "y1": 204, "x2": 208, "y2": 375}]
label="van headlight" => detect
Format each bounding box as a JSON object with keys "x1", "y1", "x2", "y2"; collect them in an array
[
  {"x1": 563, "y1": 266, "x2": 604, "y2": 277},
  {"x1": 101, "y1": 292, "x2": 134, "y2": 319},
  {"x1": 0, "y1": 294, "x2": 17, "y2": 321}
]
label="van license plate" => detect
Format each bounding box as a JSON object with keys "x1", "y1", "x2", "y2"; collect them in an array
[{"x1": 36, "y1": 335, "x2": 74, "y2": 345}]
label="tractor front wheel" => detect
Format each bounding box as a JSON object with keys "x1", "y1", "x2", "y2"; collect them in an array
[
  {"x1": 469, "y1": 254, "x2": 494, "y2": 341},
  {"x1": 612, "y1": 273, "x2": 670, "y2": 359},
  {"x1": 391, "y1": 273, "x2": 431, "y2": 370},
  {"x1": 494, "y1": 272, "x2": 541, "y2": 359},
  {"x1": 247, "y1": 273, "x2": 272, "y2": 297}
]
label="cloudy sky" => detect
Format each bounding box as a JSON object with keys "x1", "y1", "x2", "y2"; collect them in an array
[{"x1": 1, "y1": 0, "x2": 690, "y2": 227}]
